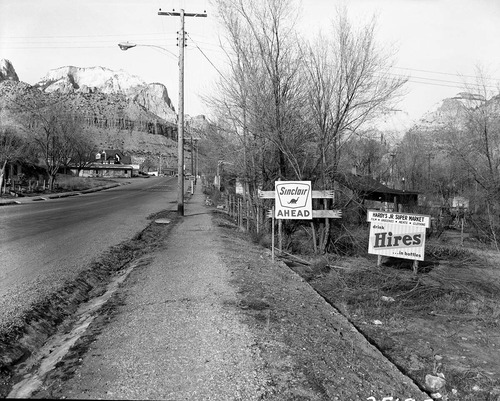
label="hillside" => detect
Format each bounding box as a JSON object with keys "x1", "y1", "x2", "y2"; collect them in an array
[{"x1": 0, "y1": 61, "x2": 191, "y2": 162}]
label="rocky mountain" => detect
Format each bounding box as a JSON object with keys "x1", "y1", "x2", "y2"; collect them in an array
[
  {"x1": 133, "y1": 82, "x2": 176, "y2": 122},
  {"x1": 0, "y1": 60, "x2": 182, "y2": 159},
  {"x1": 410, "y1": 92, "x2": 485, "y2": 133},
  {"x1": 35, "y1": 65, "x2": 177, "y2": 122},
  {"x1": 0, "y1": 59, "x2": 19, "y2": 82},
  {"x1": 0, "y1": 60, "x2": 214, "y2": 167}
]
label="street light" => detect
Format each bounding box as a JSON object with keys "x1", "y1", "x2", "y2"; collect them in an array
[
  {"x1": 118, "y1": 42, "x2": 136, "y2": 51},
  {"x1": 118, "y1": 41, "x2": 185, "y2": 215}
]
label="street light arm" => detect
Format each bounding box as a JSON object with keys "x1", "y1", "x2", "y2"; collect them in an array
[{"x1": 118, "y1": 42, "x2": 177, "y2": 58}]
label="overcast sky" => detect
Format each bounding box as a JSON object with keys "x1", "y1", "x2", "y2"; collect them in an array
[{"x1": 1, "y1": 0, "x2": 500, "y2": 126}]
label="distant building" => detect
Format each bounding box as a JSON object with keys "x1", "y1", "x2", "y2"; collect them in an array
[{"x1": 70, "y1": 149, "x2": 135, "y2": 178}]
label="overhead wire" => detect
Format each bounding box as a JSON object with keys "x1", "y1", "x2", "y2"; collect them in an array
[
  {"x1": 0, "y1": 32, "x2": 176, "y2": 40},
  {"x1": 2, "y1": 30, "x2": 499, "y2": 93},
  {"x1": 186, "y1": 32, "x2": 228, "y2": 85},
  {"x1": 391, "y1": 66, "x2": 500, "y2": 83},
  {"x1": 378, "y1": 70, "x2": 500, "y2": 91}
]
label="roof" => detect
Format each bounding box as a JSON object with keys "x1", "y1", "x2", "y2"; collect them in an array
[
  {"x1": 97, "y1": 150, "x2": 131, "y2": 164},
  {"x1": 334, "y1": 172, "x2": 419, "y2": 202}
]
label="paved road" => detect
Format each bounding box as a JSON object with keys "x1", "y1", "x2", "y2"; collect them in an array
[{"x1": 0, "y1": 176, "x2": 177, "y2": 330}]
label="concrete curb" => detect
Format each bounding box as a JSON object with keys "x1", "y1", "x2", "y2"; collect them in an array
[{"x1": 0, "y1": 183, "x2": 125, "y2": 206}]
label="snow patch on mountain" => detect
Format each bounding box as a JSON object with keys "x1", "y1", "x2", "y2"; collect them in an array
[{"x1": 37, "y1": 66, "x2": 147, "y2": 96}]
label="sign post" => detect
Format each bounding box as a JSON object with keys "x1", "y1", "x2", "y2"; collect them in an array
[
  {"x1": 260, "y1": 182, "x2": 342, "y2": 259},
  {"x1": 367, "y1": 210, "x2": 430, "y2": 273}
]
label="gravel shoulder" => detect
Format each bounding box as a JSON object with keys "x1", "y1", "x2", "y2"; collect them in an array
[{"x1": 24, "y1": 189, "x2": 430, "y2": 400}]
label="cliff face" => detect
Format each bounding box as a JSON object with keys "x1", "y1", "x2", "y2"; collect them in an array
[
  {"x1": 0, "y1": 59, "x2": 19, "y2": 82},
  {"x1": 0, "y1": 75, "x2": 178, "y2": 157},
  {"x1": 408, "y1": 92, "x2": 486, "y2": 133},
  {"x1": 134, "y1": 83, "x2": 177, "y2": 122},
  {"x1": 35, "y1": 66, "x2": 176, "y2": 123}
]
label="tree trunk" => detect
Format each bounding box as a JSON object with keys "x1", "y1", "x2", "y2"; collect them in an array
[
  {"x1": 49, "y1": 174, "x2": 56, "y2": 191},
  {"x1": 0, "y1": 160, "x2": 6, "y2": 195}
]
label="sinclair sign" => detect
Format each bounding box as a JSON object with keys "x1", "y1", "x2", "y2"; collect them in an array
[
  {"x1": 367, "y1": 210, "x2": 430, "y2": 261},
  {"x1": 275, "y1": 181, "x2": 313, "y2": 219}
]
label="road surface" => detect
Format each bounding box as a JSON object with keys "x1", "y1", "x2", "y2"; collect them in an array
[{"x1": 0, "y1": 176, "x2": 177, "y2": 331}]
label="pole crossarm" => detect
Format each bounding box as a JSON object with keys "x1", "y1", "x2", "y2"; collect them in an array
[{"x1": 158, "y1": 11, "x2": 207, "y2": 18}]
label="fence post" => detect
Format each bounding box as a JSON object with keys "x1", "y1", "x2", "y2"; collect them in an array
[
  {"x1": 278, "y1": 218, "x2": 282, "y2": 252},
  {"x1": 237, "y1": 198, "x2": 241, "y2": 227},
  {"x1": 238, "y1": 198, "x2": 243, "y2": 228},
  {"x1": 256, "y1": 204, "x2": 260, "y2": 234},
  {"x1": 246, "y1": 200, "x2": 250, "y2": 232},
  {"x1": 271, "y1": 206, "x2": 275, "y2": 261}
]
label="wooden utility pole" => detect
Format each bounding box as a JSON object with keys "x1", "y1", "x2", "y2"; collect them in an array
[{"x1": 158, "y1": 8, "x2": 207, "y2": 215}]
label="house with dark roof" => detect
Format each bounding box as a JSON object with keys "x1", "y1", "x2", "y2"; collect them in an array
[
  {"x1": 70, "y1": 149, "x2": 135, "y2": 178},
  {"x1": 334, "y1": 171, "x2": 419, "y2": 223}
]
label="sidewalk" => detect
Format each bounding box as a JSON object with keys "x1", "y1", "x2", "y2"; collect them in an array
[{"x1": 28, "y1": 184, "x2": 430, "y2": 400}]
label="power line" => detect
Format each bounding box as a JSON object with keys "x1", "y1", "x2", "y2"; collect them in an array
[
  {"x1": 0, "y1": 45, "x2": 118, "y2": 50},
  {"x1": 0, "y1": 32, "x2": 176, "y2": 40},
  {"x1": 379, "y1": 71, "x2": 499, "y2": 91},
  {"x1": 390, "y1": 66, "x2": 500, "y2": 83},
  {"x1": 186, "y1": 33, "x2": 229, "y2": 85}
]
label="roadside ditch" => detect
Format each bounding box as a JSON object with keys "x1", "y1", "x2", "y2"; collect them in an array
[{"x1": 0, "y1": 210, "x2": 179, "y2": 398}]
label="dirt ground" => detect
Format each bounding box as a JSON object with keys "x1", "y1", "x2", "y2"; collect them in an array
[
  {"x1": 212, "y1": 212, "x2": 430, "y2": 400},
  {"x1": 274, "y1": 228, "x2": 500, "y2": 401},
  {"x1": 209, "y1": 203, "x2": 500, "y2": 401}
]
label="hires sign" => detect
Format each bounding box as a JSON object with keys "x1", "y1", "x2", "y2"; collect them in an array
[
  {"x1": 367, "y1": 210, "x2": 430, "y2": 261},
  {"x1": 275, "y1": 181, "x2": 313, "y2": 220}
]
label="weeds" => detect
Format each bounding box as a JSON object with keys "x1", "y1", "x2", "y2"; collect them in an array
[{"x1": 56, "y1": 176, "x2": 113, "y2": 191}]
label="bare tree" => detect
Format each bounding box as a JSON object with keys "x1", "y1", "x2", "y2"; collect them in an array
[
  {"x1": 302, "y1": 8, "x2": 407, "y2": 252},
  {"x1": 0, "y1": 127, "x2": 26, "y2": 192},
  {"x1": 212, "y1": 0, "x2": 309, "y2": 184},
  {"x1": 68, "y1": 130, "x2": 97, "y2": 176},
  {"x1": 33, "y1": 112, "x2": 82, "y2": 190},
  {"x1": 304, "y1": 8, "x2": 407, "y2": 187},
  {"x1": 441, "y1": 68, "x2": 500, "y2": 247},
  {"x1": 8, "y1": 88, "x2": 93, "y2": 189}
]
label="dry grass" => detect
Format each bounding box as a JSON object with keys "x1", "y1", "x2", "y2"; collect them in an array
[
  {"x1": 309, "y1": 247, "x2": 500, "y2": 327},
  {"x1": 56, "y1": 176, "x2": 115, "y2": 191}
]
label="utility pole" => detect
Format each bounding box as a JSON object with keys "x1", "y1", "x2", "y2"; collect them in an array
[
  {"x1": 190, "y1": 136, "x2": 194, "y2": 177},
  {"x1": 158, "y1": 8, "x2": 207, "y2": 216}
]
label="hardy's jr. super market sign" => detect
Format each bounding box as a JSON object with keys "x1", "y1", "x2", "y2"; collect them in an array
[{"x1": 367, "y1": 210, "x2": 431, "y2": 261}]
